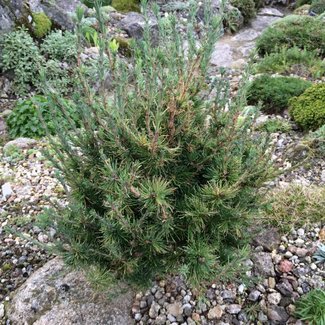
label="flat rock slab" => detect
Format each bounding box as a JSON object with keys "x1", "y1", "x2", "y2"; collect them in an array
[
  {"x1": 210, "y1": 43, "x2": 233, "y2": 67},
  {"x1": 258, "y1": 8, "x2": 284, "y2": 17},
  {"x1": 210, "y1": 12, "x2": 282, "y2": 69},
  {"x1": 6, "y1": 258, "x2": 134, "y2": 325}
]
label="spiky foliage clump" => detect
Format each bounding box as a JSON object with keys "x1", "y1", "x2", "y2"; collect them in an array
[
  {"x1": 40, "y1": 1, "x2": 273, "y2": 287},
  {"x1": 295, "y1": 289, "x2": 325, "y2": 324},
  {"x1": 314, "y1": 244, "x2": 325, "y2": 264}
]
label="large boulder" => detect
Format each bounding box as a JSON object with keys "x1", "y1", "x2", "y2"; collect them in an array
[
  {"x1": 0, "y1": 0, "x2": 85, "y2": 33},
  {"x1": 118, "y1": 12, "x2": 158, "y2": 43},
  {"x1": 0, "y1": 3, "x2": 14, "y2": 33},
  {"x1": 6, "y1": 258, "x2": 134, "y2": 325}
]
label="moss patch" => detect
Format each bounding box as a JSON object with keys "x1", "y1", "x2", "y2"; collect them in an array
[
  {"x1": 111, "y1": 0, "x2": 140, "y2": 13},
  {"x1": 32, "y1": 12, "x2": 52, "y2": 38}
]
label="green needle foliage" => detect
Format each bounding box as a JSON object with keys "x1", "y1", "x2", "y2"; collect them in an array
[
  {"x1": 295, "y1": 289, "x2": 325, "y2": 325},
  {"x1": 41, "y1": 0, "x2": 273, "y2": 287}
]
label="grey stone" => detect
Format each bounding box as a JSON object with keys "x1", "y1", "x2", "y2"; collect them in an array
[
  {"x1": 258, "y1": 8, "x2": 284, "y2": 17},
  {"x1": 226, "y1": 304, "x2": 241, "y2": 314},
  {"x1": 149, "y1": 301, "x2": 161, "y2": 318},
  {"x1": 134, "y1": 313, "x2": 142, "y2": 321},
  {"x1": 258, "y1": 311, "x2": 268, "y2": 322},
  {"x1": 155, "y1": 314, "x2": 167, "y2": 324},
  {"x1": 0, "y1": 3, "x2": 15, "y2": 33},
  {"x1": 276, "y1": 280, "x2": 294, "y2": 297},
  {"x1": 166, "y1": 302, "x2": 183, "y2": 317},
  {"x1": 248, "y1": 290, "x2": 261, "y2": 302},
  {"x1": 221, "y1": 290, "x2": 236, "y2": 301},
  {"x1": 2, "y1": 183, "x2": 13, "y2": 200},
  {"x1": 210, "y1": 43, "x2": 233, "y2": 67},
  {"x1": 7, "y1": 258, "x2": 134, "y2": 325},
  {"x1": 267, "y1": 305, "x2": 289, "y2": 323},
  {"x1": 1, "y1": 109, "x2": 12, "y2": 118},
  {"x1": 4, "y1": 138, "x2": 37, "y2": 151},
  {"x1": 0, "y1": 303, "x2": 4, "y2": 318},
  {"x1": 38, "y1": 0, "x2": 85, "y2": 30},
  {"x1": 119, "y1": 12, "x2": 158, "y2": 43},
  {"x1": 183, "y1": 303, "x2": 192, "y2": 317},
  {"x1": 267, "y1": 292, "x2": 282, "y2": 305},
  {"x1": 252, "y1": 252, "x2": 275, "y2": 277},
  {"x1": 233, "y1": 29, "x2": 260, "y2": 42},
  {"x1": 251, "y1": 15, "x2": 280, "y2": 31},
  {"x1": 253, "y1": 228, "x2": 281, "y2": 252},
  {"x1": 0, "y1": 0, "x2": 85, "y2": 32},
  {"x1": 207, "y1": 305, "x2": 223, "y2": 319}
]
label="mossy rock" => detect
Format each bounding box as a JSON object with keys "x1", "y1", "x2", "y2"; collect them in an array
[
  {"x1": 32, "y1": 12, "x2": 52, "y2": 38},
  {"x1": 111, "y1": 0, "x2": 140, "y2": 13},
  {"x1": 293, "y1": 4, "x2": 311, "y2": 15},
  {"x1": 114, "y1": 36, "x2": 133, "y2": 57}
]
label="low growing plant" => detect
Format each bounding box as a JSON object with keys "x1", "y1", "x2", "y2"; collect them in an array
[
  {"x1": 6, "y1": 95, "x2": 79, "y2": 139},
  {"x1": 0, "y1": 28, "x2": 43, "y2": 95},
  {"x1": 256, "y1": 15, "x2": 325, "y2": 57},
  {"x1": 39, "y1": 2, "x2": 273, "y2": 287},
  {"x1": 253, "y1": 47, "x2": 325, "y2": 78},
  {"x1": 289, "y1": 83, "x2": 325, "y2": 131},
  {"x1": 260, "y1": 185, "x2": 325, "y2": 233},
  {"x1": 295, "y1": 289, "x2": 325, "y2": 325},
  {"x1": 41, "y1": 30, "x2": 78, "y2": 62},
  {"x1": 257, "y1": 119, "x2": 292, "y2": 133},
  {"x1": 247, "y1": 75, "x2": 312, "y2": 114},
  {"x1": 307, "y1": 125, "x2": 325, "y2": 156}
]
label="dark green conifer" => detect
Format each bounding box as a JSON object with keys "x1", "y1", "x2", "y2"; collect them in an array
[{"x1": 41, "y1": 0, "x2": 273, "y2": 287}]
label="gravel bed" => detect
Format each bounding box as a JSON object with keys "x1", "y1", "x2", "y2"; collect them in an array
[
  {"x1": 0, "y1": 139, "x2": 65, "y2": 303},
  {"x1": 132, "y1": 225, "x2": 325, "y2": 324}
]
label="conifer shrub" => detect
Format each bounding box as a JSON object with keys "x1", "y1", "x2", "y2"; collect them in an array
[
  {"x1": 247, "y1": 75, "x2": 312, "y2": 114},
  {"x1": 253, "y1": 0, "x2": 264, "y2": 10},
  {"x1": 256, "y1": 15, "x2": 325, "y2": 57},
  {"x1": 289, "y1": 83, "x2": 325, "y2": 131},
  {"x1": 40, "y1": 2, "x2": 273, "y2": 287},
  {"x1": 230, "y1": 0, "x2": 256, "y2": 24}
]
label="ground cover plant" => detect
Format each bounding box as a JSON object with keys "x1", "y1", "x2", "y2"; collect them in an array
[
  {"x1": 39, "y1": 1, "x2": 274, "y2": 288},
  {"x1": 256, "y1": 15, "x2": 325, "y2": 57},
  {"x1": 0, "y1": 28, "x2": 77, "y2": 96},
  {"x1": 260, "y1": 185, "x2": 325, "y2": 233},
  {"x1": 256, "y1": 119, "x2": 292, "y2": 133},
  {"x1": 253, "y1": 47, "x2": 325, "y2": 78},
  {"x1": 247, "y1": 75, "x2": 312, "y2": 114},
  {"x1": 6, "y1": 96, "x2": 80, "y2": 139}
]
